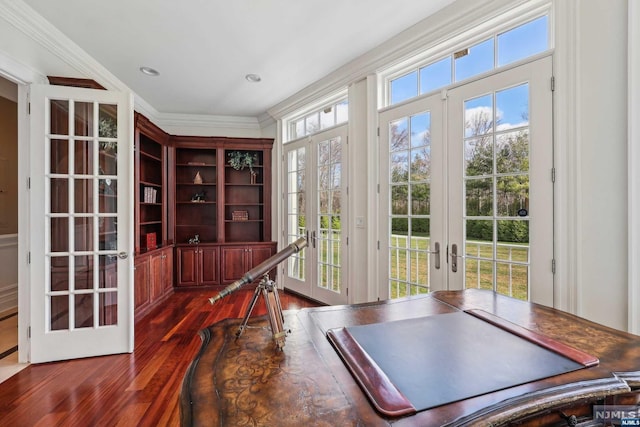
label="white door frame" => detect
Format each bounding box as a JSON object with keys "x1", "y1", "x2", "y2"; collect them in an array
[{"x1": 0, "y1": 54, "x2": 45, "y2": 364}]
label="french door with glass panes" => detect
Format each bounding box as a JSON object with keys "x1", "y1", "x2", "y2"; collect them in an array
[
  {"x1": 379, "y1": 56, "x2": 553, "y2": 306},
  {"x1": 29, "y1": 84, "x2": 134, "y2": 363},
  {"x1": 283, "y1": 125, "x2": 348, "y2": 305}
]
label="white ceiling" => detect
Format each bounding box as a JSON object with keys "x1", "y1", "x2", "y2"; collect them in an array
[{"x1": 22, "y1": 0, "x2": 455, "y2": 119}]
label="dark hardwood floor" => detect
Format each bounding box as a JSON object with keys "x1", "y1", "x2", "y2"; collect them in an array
[{"x1": 0, "y1": 288, "x2": 320, "y2": 426}]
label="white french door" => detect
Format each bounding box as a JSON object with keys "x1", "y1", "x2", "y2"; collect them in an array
[
  {"x1": 29, "y1": 84, "x2": 134, "y2": 363},
  {"x1": 283, "y1": 125, "x2": 348, "y2": 305},
  {"x1": 379, "y1": 56, "x2": 554, "y2": 305}
]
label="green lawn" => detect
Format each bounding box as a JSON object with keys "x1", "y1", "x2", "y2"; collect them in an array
[{"x1": 389, "y1": 235, "x2": 529, "y2": 300}]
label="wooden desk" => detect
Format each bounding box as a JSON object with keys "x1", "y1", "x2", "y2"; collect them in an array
[{"x1": 180, "y1": 290, "x2": 640, "y2": 426}]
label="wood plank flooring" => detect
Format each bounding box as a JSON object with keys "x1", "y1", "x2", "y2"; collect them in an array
[{"x1": 0, "y1": 288, "x2": 320, "y2": 426}]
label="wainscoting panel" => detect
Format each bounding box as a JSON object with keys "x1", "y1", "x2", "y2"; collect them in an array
[{"x1": 0, "y1": 234, "x2": 17, "y2": 313}]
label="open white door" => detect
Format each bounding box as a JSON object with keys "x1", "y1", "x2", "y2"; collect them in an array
[{"x1": 29, "y1": 84, "x2": 134, "y2": 363}]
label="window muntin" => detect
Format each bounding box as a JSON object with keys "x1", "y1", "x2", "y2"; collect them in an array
[{"x1": 388, "y1": 15, "x2": 549, "y2": 106}]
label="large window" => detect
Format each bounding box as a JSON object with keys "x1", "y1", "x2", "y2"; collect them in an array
[{"x1": 388, "y1": 15, "x2": 549, "y2": 106}]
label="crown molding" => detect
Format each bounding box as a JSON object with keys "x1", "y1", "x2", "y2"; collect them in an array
[{"x1": 153, "y1": 112, "x2": 262, "y2": 138}]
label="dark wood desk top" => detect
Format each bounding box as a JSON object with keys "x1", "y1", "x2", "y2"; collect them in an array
[{"x1": 181, "y1": 290, "x2": 640, "y2": 426}]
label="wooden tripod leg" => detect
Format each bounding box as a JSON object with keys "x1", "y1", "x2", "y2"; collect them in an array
[
  {"x1": 236, "y1": 284, "x2": 262, "y2": 338},
  {"x1": 263, "y1": 288, "x2": 286, "y2": 350}
]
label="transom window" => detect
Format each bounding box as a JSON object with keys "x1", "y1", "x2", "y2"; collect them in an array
[
  {"x1": 388, "y1": 15, "x2": 549, "y2": 106},
  {"x1": 285, "y1": 97, "x2": 348, "y2": 142}
]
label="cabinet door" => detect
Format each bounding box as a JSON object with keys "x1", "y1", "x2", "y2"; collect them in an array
[
  {"x1": 134, "y1": 256, "x2": 150, "y2": 310},
  {"x1": 176, "y1": 247, "x2": 199, "y2": 287},
  {"x1": 200, "y1": 246, "x2": 219, "y2": 285},
  {"x1": 162, "y1": 247, "x2": 173, "y2": 292},
  {"x1": 149, "y1": 252, "x2": 164, "y2": 302},
  {"x1": 221, "y1": 246, "x2": 249, "y2": 284}
]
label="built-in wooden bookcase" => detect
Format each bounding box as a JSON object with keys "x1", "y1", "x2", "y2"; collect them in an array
[
  {"x1": 134, "y1": 113, "x2": 170, "y2": 253},
  {"x1": 174, "y1": 147, "x2": 218, "y2": 244},
  {"x1": 171, "y1": 137, "x2": 275, "y2": 287},
  {"x1": 224, "y1": 149, "x2": 267, "y2": 243},
  {"x1": 134, "y1": 114, "x2": 172, "y2": 320}
]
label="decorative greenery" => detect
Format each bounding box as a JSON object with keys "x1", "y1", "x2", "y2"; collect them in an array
[
  {"x1": 99, "y1": 117, "x2": 117, "y2": 152},
  {"x1": 227, "y1": 151, "x2": 257, "y2": 175}
]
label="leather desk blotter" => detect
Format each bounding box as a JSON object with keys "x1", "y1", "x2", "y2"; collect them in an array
[{"x1": 326, "y1": 310, "x2": 598, "y2": 417}]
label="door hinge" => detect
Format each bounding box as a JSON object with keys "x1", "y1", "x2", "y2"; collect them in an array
[
  {"x1": 346, "y1": 287, "x2": 349, "y2": 297},
  {"x1": 551, "y1": 167, "x2": 556, "y2": 183},
  {"x1": 377, "y1": 183, "x2": 380, "y2": 193},
  {"x1": 27, "y1": 177, "x2": 30, "y2": 189},
  {"x1": 377, "y1": 127, "x2": 380, "y2": 137},
  {"x1": 28, "y1": 102, "x2": 31, "y2": 115},
  {"x1": 27, "y1": 252, "x2": 31, "y2": 264},
  {"x1": 377, "y1": 241, "x2": 380, "y2": 250},
  {"x1": 27, "y1": 326, "x2": 31, "y2": 339},
  {"x1": 552, "y1": 259, "x2": 556, "y2": 274},
  {"x1": 550, "y1": 76, "x2": 555, "y2": 92},
  {"x1": 346, "y1": 237, "x2": 349, "y2": 245}
]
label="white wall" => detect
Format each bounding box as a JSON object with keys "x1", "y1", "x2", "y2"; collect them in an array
[{"x1": 574, "y1": 0, "x2": 628, "y2": 329}]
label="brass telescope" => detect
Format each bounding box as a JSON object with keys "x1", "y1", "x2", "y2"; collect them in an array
[
  {"x1": 208, "y1": 237, "x2": 307, "y2": 349},
  {"x1": 208, "y1": 237, "x2": 307, "y2": 305}
]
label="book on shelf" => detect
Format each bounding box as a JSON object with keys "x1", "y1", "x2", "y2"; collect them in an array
[
  {"x1": 143, "y1": 186, "x2": 158, "y2": 203},
  {"x1": 232, "y1": 210, "x2": 249, "y2": 221},
  {"x1": 145, "y1": 232, "x2": 157, "y2": 250}
]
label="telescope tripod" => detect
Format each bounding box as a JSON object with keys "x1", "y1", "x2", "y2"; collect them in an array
[{"x1": 236, "y1": 273, "x2": 289, "y2": 350}]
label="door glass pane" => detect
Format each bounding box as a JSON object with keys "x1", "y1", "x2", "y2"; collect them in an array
[
  {"x1": 98, "y1": 104, "x2": 118, "y2": 138},
  {"x1": 50, "y1": 100, "x2": 69, "y2": 135},
  {"x1": 50, "y1": 178, "x2": 69, "y2": 213},
  {"x1": 463, "y1": 84, "x2": 531, "y2": 300},
  {"x1": 389, "y1": 111, "x2": 432, "y2": 298},
  {"x1": 75, "y1": 293, "x2": 93, "y2": 328},
  {"x1": 74, "y1": 101, "x2": 94, "y2": 137},
  {"x1": 74, "y1": 179, "x2": 94, "y2": 213},
  {"x1": 50, "y1": 218, "x2": 69, "y2": 252},
  {"x1": 99, "y1": 292, "x2": 118, "y2": 326},
  {"x1": 287, "y1": 148, "x2": 306, "y2": 281},
  {"x1": 74, "y1": 140, "x2": 94, "y2": 175},
  {"x1": 51, "y1": 295, "x2": 69, "y2": 331},
  {"x1": 317, "y1": 137, "x2": 341, "y2": 293},
  {"x1": 50, "y1": 139, "x2": 69, "y2": 173},
  {"x1": 50, "y1": 256, "x2": 69, "y2": 292},
  {"x1": 74, "y1": 217, "x2": 93, "y2": 252},
  {"x1": 74, "y1": 255, "x2": 93, "y2": 290}
]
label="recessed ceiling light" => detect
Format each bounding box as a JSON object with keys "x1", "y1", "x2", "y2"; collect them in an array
[
  {"x1": 245, "y1": 73, "x2": 261, "y2": 83},
  {"x1": 140, "y1": 66, "x2": 160, "y2": 77}
]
